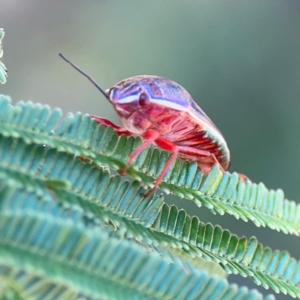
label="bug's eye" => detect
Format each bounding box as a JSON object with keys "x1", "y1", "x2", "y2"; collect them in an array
[{"x1": 138, "y1": 93, "x2": 148, "y2": 107}]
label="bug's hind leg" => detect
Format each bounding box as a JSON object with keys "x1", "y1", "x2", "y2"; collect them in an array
[
  {"x1": 198, "y1": 151, "x2": 248, "y2": 181},
  {"x1": 237, "y1": 173, "x2": 248, "y2": 181},
  {"x1": 206, "y1": 156, "x2": 248, "y2": 181},
  {"x1": 177, "y1": 145, "x2": 248, "y2": 181},
  {"x1": 176, "y1": 145, "x2": 226, "y2": 173}
]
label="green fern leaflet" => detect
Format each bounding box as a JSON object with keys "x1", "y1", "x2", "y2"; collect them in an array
[{"x1": 0, "y1": 95, "x2": 299, "y2": 299}]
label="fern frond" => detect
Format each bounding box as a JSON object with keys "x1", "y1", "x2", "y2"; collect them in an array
[
  {"x1": 0, "y1": 136, "x2": 299, "y2": 298},
  {"x1": 0, "y1": 136, "x2": 163, "y2": 228},
  {"x1": 0, "y1": 266, "x2": 77, "y2": 300},
  {"x1": 0, "y1": 188, "x2": 271, "y2": 300},
  {"x1": 153, "y1": 204, "x2": 300, "y2": 298},
  {"x1": 0, "y1": 95, "x2": 299, "y2": 236},
  {"x1": 0, "y1": 29, "x2": 7, "y2": 84}
]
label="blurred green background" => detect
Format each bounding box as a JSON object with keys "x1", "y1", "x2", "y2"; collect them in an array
[{"x1": 1, "y1": 0, "x2": 300, "y2": 298}]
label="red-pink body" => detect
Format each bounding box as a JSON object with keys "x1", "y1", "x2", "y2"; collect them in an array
[
  {"x1": 59, "y1": 53, "x2": 232, "y2": 193},
  {"x1": 105, "y1": 75, "x2": 230, "y2": 173}
]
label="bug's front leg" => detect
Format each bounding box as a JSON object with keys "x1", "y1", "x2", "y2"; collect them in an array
[
  {"x1": 78, "y1": 116, "x2": 133, "y2": 163},
  {"x1": 91, "y1": 115, "x2": 133, "y2": 136}
]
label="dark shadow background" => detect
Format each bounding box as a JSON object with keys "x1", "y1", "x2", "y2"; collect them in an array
[{"x1": 1, "y1": 0, "x2": 300, "y2": 298}]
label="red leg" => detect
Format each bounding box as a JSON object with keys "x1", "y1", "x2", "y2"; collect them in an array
[
  {"x1": 176, "y1": 145, "x2": 226, "y2": 173},
  {"x1": 177, "y1": 145, "x2": 248, "y2": 181},
  {"x1": 117, "y1": 129, "x2": 179, "y2": 196},
  {"x1": 118, "y1": 129, "x2": 160, "y2": 175},
  {"x1": 237, "y1": 173, "x2": 248, "y2": 181},
  {"x1": 91, "y1": 115, "x2": 133, "y2": 136},
  {"x1": 143, "y1": 139, "x2": 178, "y2": 197},
  {"x1": 80, "y1": 116, "x2": 133, "y2": 162},
  {"x1": 143, "y1": 135, "x2": 181, "y2": 196}
]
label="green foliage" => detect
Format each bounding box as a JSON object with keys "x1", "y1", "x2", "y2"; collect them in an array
[
  {"x1": 0, "y1": 185, "x2": 271, "y2": 300},
  {"x1": 0, "y1": 132, "x2": 298, "y2": 299},
  {"x1": 0, "y1": 96, "x2": 299, "y2": 235},
  {"x1": 0, "y1": 95, "x2": 299, "y2": 299}
]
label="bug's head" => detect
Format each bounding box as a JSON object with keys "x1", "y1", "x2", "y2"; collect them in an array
[
  {"x1": 107, "y1": 76, "x2": 167, "y2": 133},
  {"x1": 108, "y1": 77, "x2": 154, "y2": 115},
  {"x1": 108, "y1": 76, "x2": 193, "y2": 133}
]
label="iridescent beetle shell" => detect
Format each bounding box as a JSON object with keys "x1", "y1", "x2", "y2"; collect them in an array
[{"x1": 107, "y1": 75, "x2": 230, "y2": 173}]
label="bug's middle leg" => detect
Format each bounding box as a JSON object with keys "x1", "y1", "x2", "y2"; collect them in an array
[
  {"x1": 118, "y1": 129, "x2": 161, "y2": 175},
  {"x1": 144, "y1": 135, "x2": 179, "y2": 196},
  {"x1": 119, "y1": 130, "x2": 179, "y2": 195}
]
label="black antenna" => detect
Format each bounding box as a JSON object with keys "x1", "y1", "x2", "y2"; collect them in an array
[{"x1": 59, "y1": 53, "x2": 109, "y2": 100}]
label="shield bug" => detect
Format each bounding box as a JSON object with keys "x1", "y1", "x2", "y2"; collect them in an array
[{"x1": 60, "y1": 53, "x2": 237, "y2": 195}]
